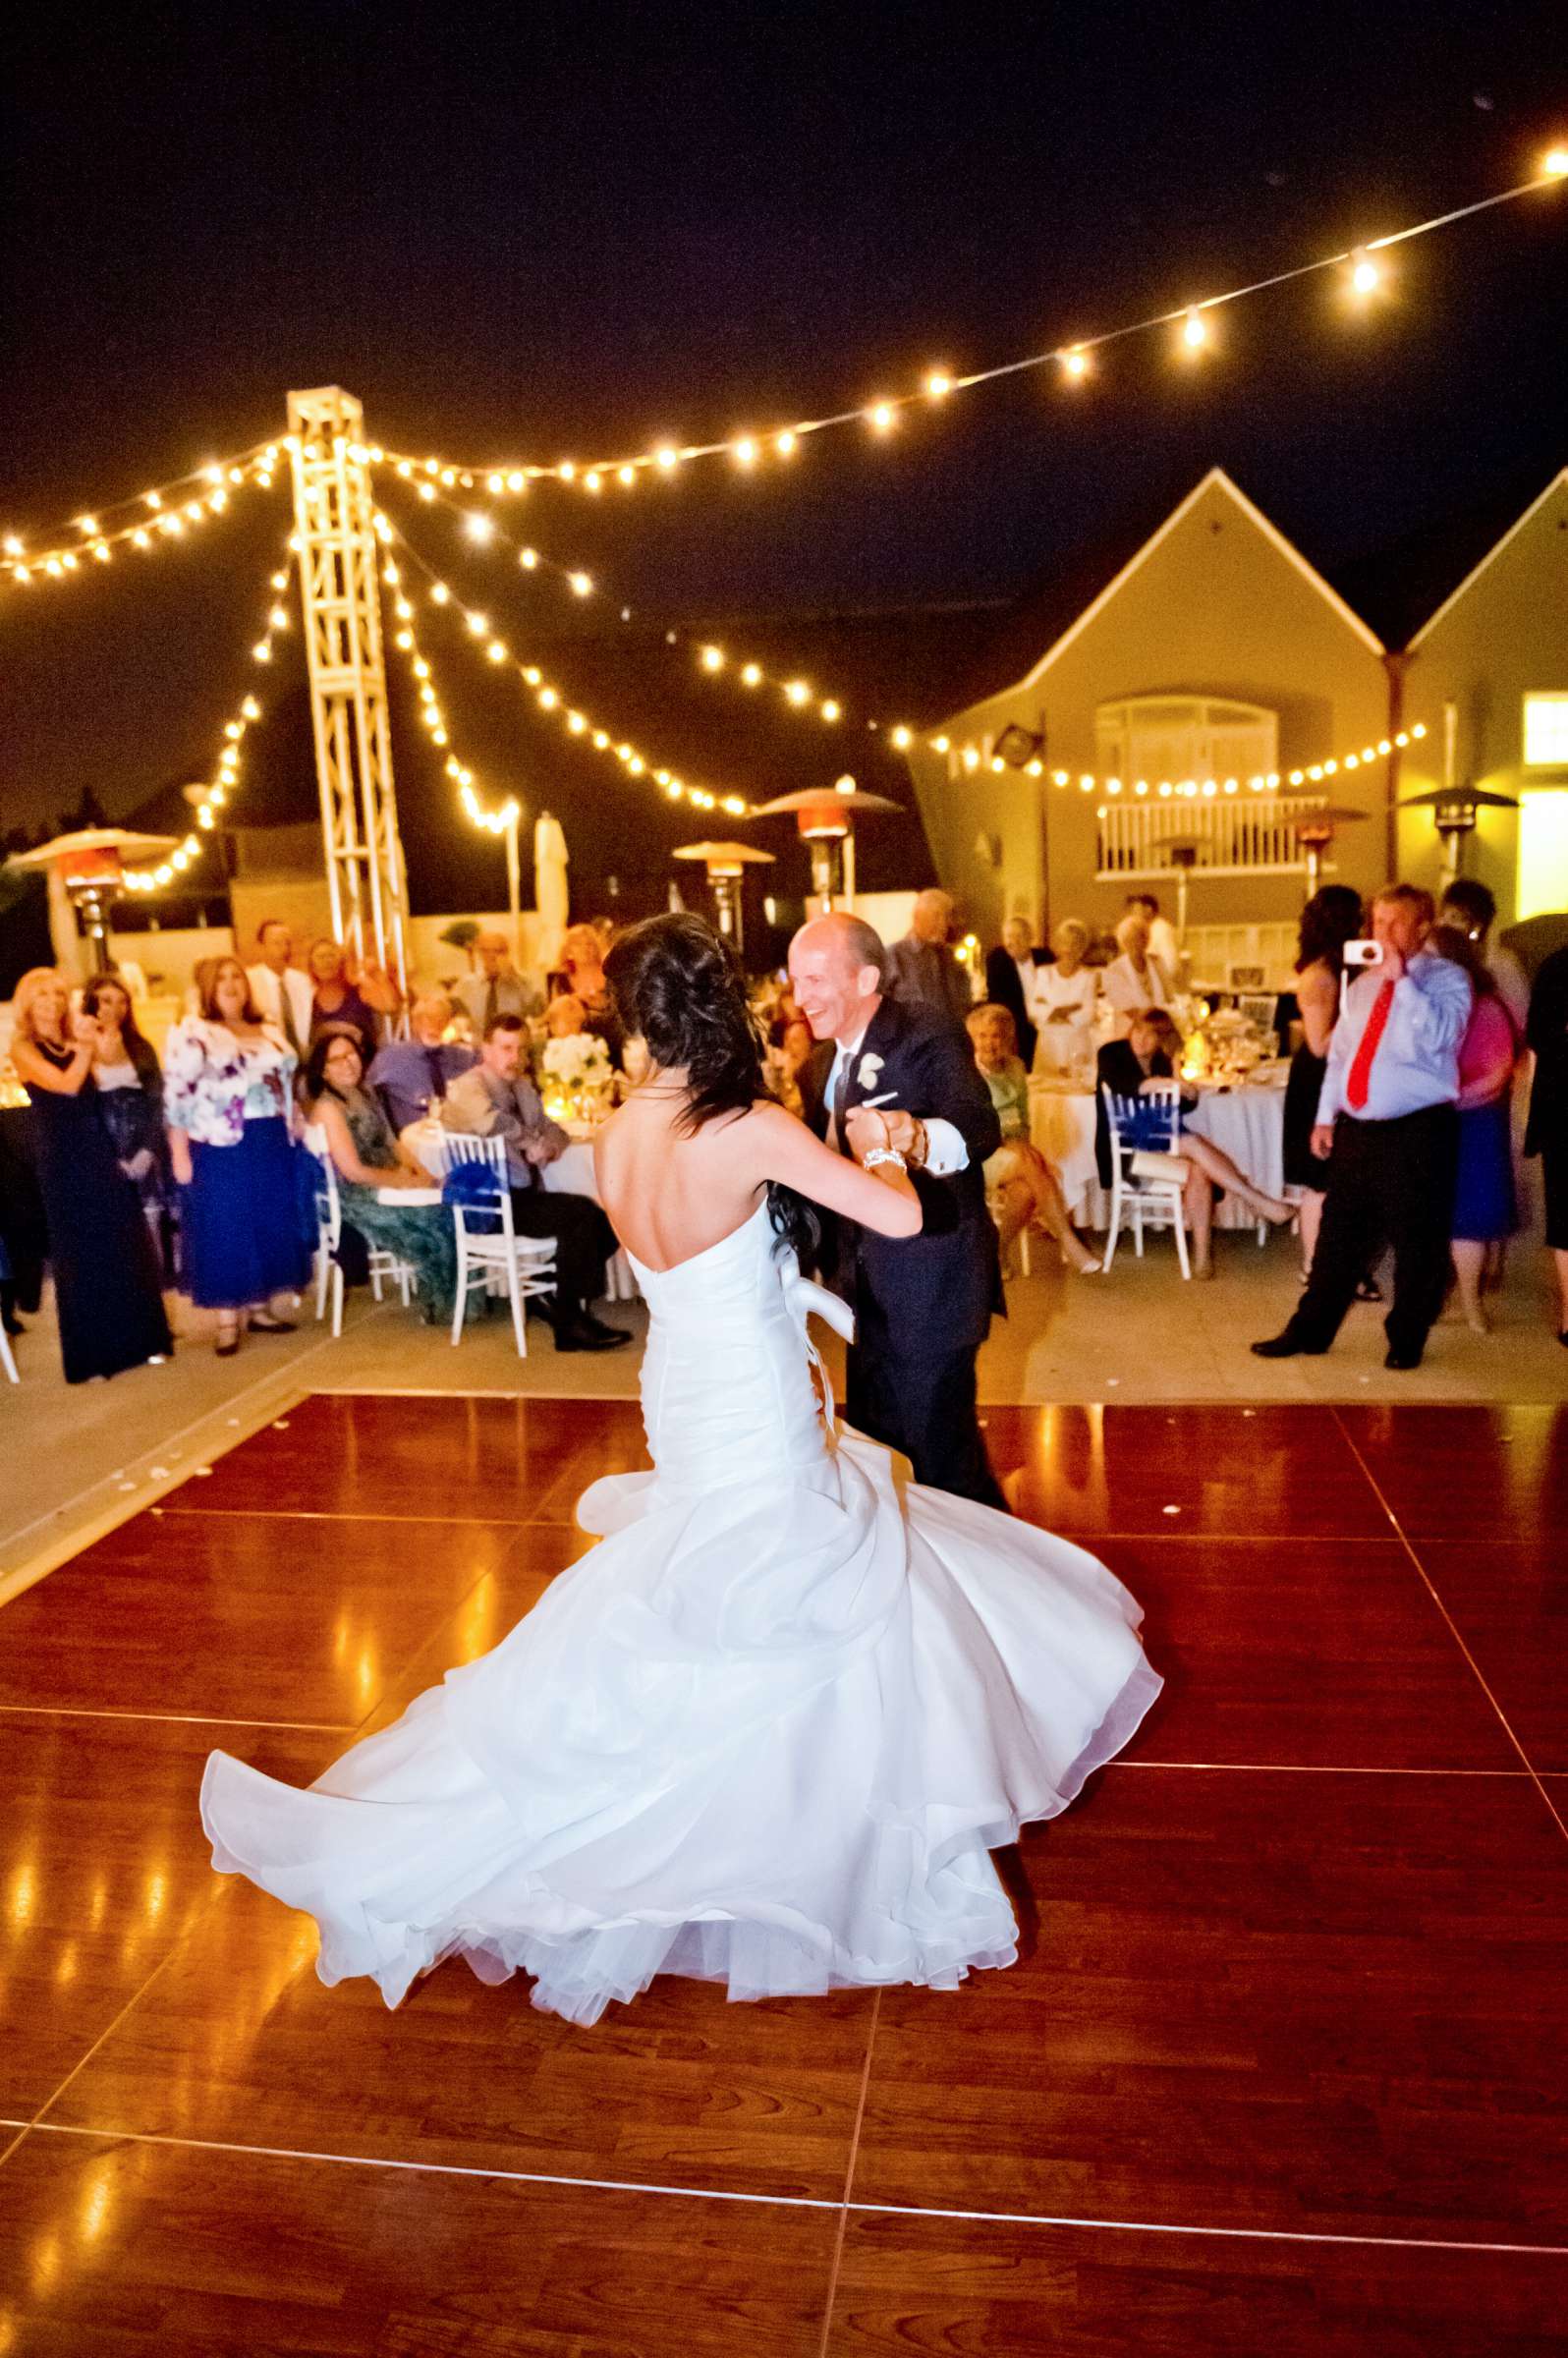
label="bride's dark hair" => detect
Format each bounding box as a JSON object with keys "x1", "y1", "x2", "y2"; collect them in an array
[{"x1": 603, "y1": 912, "x2": 818, "y2": 1259}]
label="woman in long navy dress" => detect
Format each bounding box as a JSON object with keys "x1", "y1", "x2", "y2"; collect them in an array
[{"x1": 9, "y1": 968, "x2": 172, "y2": 1383}]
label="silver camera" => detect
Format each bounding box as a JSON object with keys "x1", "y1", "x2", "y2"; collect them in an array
[{"x1": 1342, "y1": 939, "x2": 1383, "y2": 969}]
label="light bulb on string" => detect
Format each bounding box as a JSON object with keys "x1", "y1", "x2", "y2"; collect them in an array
[
  {"x1": 1180, "y1": 307, "x2": 1208, "y2": 352},
  {"x1": 1542, "y1": 145, "x2": 1568, "y2": 178},
  {"x1": 1060, "y1": 347, "x2": 1091, "y2": 382},
  {"x1": 1348, "y1": 248, "x2": 1382, "y2": 297}
]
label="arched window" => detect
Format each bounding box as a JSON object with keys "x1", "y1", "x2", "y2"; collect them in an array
[{"x1": 1095, "y1": 696, "x2": 1278, "y2": 789}]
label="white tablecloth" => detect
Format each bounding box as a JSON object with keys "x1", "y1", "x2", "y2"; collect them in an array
[{"x1": 1029, "y1": 1079, "x2": 1287, "y2": 1231}]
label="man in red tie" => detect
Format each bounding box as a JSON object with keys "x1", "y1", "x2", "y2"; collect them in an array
[{"x1": 1254, "y1": 885, "x2": 1472, "y2": 1371}]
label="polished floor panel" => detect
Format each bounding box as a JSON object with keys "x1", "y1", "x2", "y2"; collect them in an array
[
  {"x1": 0, "y1": 1715, "x2": 331, "y2": 2118},
  {"x1": 0, "y1": 2130, "x2": 838, "y2": 2356},
  {"x1": 827, "y1": 2210, "x2": 1568, "y2": 2357},
  {"x1": 1411, "y1": 1538, "x2": 1568, "y2": 1773},
  {"x1": 1336, "y1": 1402, "x2": 1568, "y2": 1540},
  {"x1": 982, "y1": 1403, "x2": 1393, "y2": 1539},
  {"x1": 0, "y1": 1512, "x2": 560, "y2": 1724},
  {"x1": 160, "y1": 1391, "x2": 649, "y2": 1524},
  {"x1": 4, "y1": 1391, "x2": 1566, "y2": 2352},
  {"x1": 852, "y1": 1768, "x2": 1568, "y2": 2242},
  {"x1": 1097, "y1": 1535, "x2": 1521, "y2": 1770}
]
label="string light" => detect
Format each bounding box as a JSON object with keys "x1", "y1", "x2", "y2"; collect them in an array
[
  {"x1": 372, "y1": 163, "x2": 1567, "y2": 493},
  {"x1": 382, "y1": 563, "x2": 518, "y2": 832},
  {"x1": 381, "y1": 517, "x2": 755, "y2": 817},
  {"x1": 1348, "y1": 248, "x2": 1382, "y2": 297},
  {"x1": 122, "y1": 550, "x2": 295, "y2": 892},
  {"x1": 947, "y1": 720, "x2": 1431, "y2": 798},
  {"x1": 3, "y1": 440, "x2": 279, "y2": 591}
]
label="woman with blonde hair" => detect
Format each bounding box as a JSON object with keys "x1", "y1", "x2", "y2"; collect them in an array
[
  {"x1": 10, "y1": 967, "x2": 172, "y2": 1381},
  {"x1": 1032, "y1": 917, "x2": 1100, "y2": 1062},
  {"x1": 559, "y1": 922, "x2": 624, "y2": 1065},
  {"x1": 164, "y1": 955, "x2": 310, "y2": 1355}
]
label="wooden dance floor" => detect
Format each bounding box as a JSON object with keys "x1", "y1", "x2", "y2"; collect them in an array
[{"x1": 2, "y1": 1392, "x2": 1565, "y2": 2353}]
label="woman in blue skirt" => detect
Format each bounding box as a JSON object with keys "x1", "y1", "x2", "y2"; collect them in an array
[{"x1": 165, "y1": 956, "x2": 311, "y2": 1356}]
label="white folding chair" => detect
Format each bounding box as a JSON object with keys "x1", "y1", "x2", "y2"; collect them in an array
[
  {"x1": 1100, "y1": 1082, "x2": 1192, "y2": 1279},
  {"x1": 0, "y1": 1321, "x2": 18, "y2": 1385},
  {"x1": 302, "y1": 1123, "x2": 413, "y2": 1336},
  {"x1": 442, "y1": 1133, "x2": 557, "y2": 1357}
]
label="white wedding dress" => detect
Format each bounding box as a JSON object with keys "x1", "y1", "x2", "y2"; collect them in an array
[{"x1": 201, "y1": 1204, "x2": 1161, "y2": 2025}]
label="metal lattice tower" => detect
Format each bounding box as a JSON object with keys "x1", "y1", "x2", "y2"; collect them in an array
[{"x1": 287, "y1": 387, "x2": 408, "y2": 982}]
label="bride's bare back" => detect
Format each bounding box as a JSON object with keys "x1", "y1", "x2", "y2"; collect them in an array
[{"x1": 595, "y1": 1078, "x2": 920, "y2": 1274}]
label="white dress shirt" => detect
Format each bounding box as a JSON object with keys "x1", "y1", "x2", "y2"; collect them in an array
[
  {"x1": 246, "y1": 962, "x2": 314, "y2": 1052},
  {"x1": 825, "y1": 1028, "x2": 968, "y2": 1174},
  {"x1": 1316, "y1": 952, "x2": 1471, "y2": 1126}
]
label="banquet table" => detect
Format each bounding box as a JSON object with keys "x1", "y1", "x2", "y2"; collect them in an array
[{"x1": 1029, "y1": 1074, "x2": 1289, "y2": 1232}]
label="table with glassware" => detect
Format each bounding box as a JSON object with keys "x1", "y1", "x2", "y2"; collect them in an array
[{"x1": 396, "y1": 1115, "x2": 638, "y2": 1299}]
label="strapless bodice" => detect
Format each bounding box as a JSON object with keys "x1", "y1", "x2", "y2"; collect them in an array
[{"x1": 626, "y1": 1203, "x2": 830, "y2": 1496}]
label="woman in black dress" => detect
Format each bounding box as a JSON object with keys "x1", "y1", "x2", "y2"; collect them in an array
[
  {"x1": 1281, "y1": 886, "x2": 1363, "y2": 1280},
  {"x1": 1524, "y1": 944, "x2": 1568, "y2": 1345},
  {"x1": 83, "y1": 972, "x2": 175, "y2": 1282},
  {"x1": 10, "y1": 967, "x2": 173, "y2": 1383}
]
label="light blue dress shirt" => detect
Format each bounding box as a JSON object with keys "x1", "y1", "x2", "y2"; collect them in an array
[{"x1": 1316, "y1": 951, "x2": 1472, "y2": 1126}]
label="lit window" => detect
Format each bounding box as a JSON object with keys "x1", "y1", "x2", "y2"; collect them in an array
[{"x1": 1523, "y1": 694, "x2": 1568, "y2": 767}]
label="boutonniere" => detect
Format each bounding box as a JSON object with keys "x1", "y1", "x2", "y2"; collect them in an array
[{"x1": 856, "y1": 1052, "x2": 884, "y2": 1091}]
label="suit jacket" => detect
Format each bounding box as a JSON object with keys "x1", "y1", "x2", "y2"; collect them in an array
[
  {"x1": 984, "y1": 945, "x2": 1041, "y2": 1069},
  {"x1": 799, "y1": 994, "x2": 1003, "y2": 1353},
  {"x1": 455, "y1": 970, "x2": 546, "y2": 1037},
  {"x1": 883, "y1": 934, "x2": 974, "y2": 1033},
  {"x1": 440, "y1": 1063, "x2": 567, "y2": 1191},
  {"x1": 1093, "y1": 1039, "x2": 1174, "y2": 1187}
]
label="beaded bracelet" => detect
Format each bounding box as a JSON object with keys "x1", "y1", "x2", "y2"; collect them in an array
[{"x1": 863, "y1": 1147, "x2": 908, "y2": 1172}]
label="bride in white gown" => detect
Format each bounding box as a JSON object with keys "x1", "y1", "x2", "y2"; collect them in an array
[{"x1": 201, "y1": 915, "x2": 1161, "y2": 2026}]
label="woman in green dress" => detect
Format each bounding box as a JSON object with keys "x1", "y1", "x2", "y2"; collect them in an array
[
  {"x1": 303, "y1": 1029, "x2": 458, "y2": 1320},
  {"x1": 966, "y1": 1002, "x2": 1100, "y2": 1274}
]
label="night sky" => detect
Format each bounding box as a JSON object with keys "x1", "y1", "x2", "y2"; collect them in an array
[{"x1": 3, "y1": 1, "x2": 1566, "y2": 874}]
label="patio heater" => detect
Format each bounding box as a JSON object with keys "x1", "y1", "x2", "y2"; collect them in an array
[
  {"x1": 672, "y1": 840, "x2": 775, "y2": 954},
  {"x1": 751, "y1": 777, "x2": 902, "y2": 913},
  {"x1": 1395, "y1": 785, "x2": 1518, "y2": 897},
  {"x1": 1282, "y1": 801, "x2": 1368, "y2": 897},
  {"x1": 4, "y1": 827, "x2": 181, "y2": 974}
]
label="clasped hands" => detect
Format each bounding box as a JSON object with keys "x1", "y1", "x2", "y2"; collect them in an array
[{"x1": 844, "y1": 1106, "x2": 925, "y2": 1167}]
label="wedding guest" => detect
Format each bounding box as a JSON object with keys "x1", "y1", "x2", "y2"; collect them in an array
[
  {"x1": 367, "y1": 991, "x2": 476, "y2": 1134},
  {"x1": 967, "y1": 1004, "x2": 1098, "y2": 1273},
  {"x1": 442, "y1": 1015, "x2": 629, "y2": 1352},
  {"x1": 303, "y1": 1031, "x2": 456, "y2": 1321},
  {"x1": 1102, "y1": 911, "x2": 1175, "y2": 1033},
  {"x1": 453, "y1": 927, "x2": 545, "y2": 1038},
  {"x1": 1097, "y1": 1009, "x2": 1292, "y2": 1278},
  {"x1": 1033, "y1": 918, "x2": 1100, "y2": 1057},
  {"x1": 984, "y1": 917, "x2": 1042, "y2": 1069},
  {"x1": 1438, "y1": 878, "x2": 1531, "y2": 1031},
  {"x1": 768, "y1": 1014, "x2": 815, "y2": 1119},
  {"x1": 165, "y1": 955, "x2": 310, "y2": 1356},
  {"x1": 1431, "y1": 925, "x2": 1522, "y2": 1335},
  {"x1": 884, "y1": 889, "x2": 973, "y2": 1031},
  {"x1": 10, "y1": 967, "x2": 172, "y2": 1382},
  {"x1": 245, "y1": 918, "x2": 314, "y2": 1059},
  {"x1": 83, "y1": 972, "x2": 173, "y2": 1279},
  {"x1": 1524, "y1": 941, "x2": 1568, "y2": 1346},
  {"x1": 1254, "y1": 885, "x2": 1471, "y2": 1371},
  {"x1": 307, "y1": 936, "x2": 399, "y2": 1048},
  {"x1": 1281, "y1": 885, "x2": 1363, "y2": 1281},
  {"x1": 1125, "y1": 891, "x2": 1182, "y2": 980},
  {"x1": 543, "y1": 991, "x2": 588, "y2": 1038},
  {"x1": 558, "y1": 924, "x2": 625, "y2": 1065}
]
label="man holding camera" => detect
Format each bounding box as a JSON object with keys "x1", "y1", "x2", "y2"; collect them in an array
[{"x1": 1253, "y1": 884, "x2": 1472, "y2": 1372}]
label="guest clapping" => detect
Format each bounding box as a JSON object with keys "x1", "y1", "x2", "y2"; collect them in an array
[
  {"x1": 968, "y1": 1004, "x2": 1098, "y2": 1273},
  {"x1": 1033, "y1": 919, "x2": 1100, "y2": 1058},
  {"x1": 304, "y1": 1031, "x2": 457, "y2": 1321},
  {"x1": 10, "y1": 967, "x2": 172, "y2": 1382},
  {"x1": 366, "y1": 992, "x2": 476, "y2": 1134},
  {"x1": 164, "y1": 956, "x2": 310, "y2": 1356},
  {"x1": 83, "y1": 973, "x2": 174, "y2": 1279}
]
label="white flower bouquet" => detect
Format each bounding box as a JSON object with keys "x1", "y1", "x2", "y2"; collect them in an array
[{"x1": 540, "y1": 1031, "x2": 615, "y2": 1124}]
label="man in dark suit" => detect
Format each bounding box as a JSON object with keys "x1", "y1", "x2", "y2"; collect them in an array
[
  {"x1": 789, "y1": 913, "x2": 1006, "y2": 1508},
  {"x1": 984, "y1": 917, "x2": 1043, "y2": 1069}
]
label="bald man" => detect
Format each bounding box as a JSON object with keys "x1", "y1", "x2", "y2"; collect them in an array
[
  {"x1": 789, "y1": 913, "x2": 1005, "y2": 1508},
  {"x1": 883, "y1": 888, "x2": 974, "y2": 1032}
]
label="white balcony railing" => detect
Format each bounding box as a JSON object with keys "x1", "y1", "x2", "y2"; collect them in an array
[{"x1": 1095, "y1": 795, "x2": 1323, "y2": 878}]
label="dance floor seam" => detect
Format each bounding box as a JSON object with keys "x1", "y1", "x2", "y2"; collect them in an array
[{"x1": 5, "y1": 2117, "x2": 1567, "y2": 2259}]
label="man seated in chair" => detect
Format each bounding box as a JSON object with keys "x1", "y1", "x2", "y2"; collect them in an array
[
  {"x1": 1096, "y1": 1011, "x2": 1291, "y2": 1278},
  {"x1": 441, "y1": 1015, "x2": 630, "y2": 1353}
]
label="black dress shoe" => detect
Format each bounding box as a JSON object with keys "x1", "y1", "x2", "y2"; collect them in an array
[
  {"x1": 1251, "y1": 1330, "x2": 1325, "y2": 1359},
  {"x1": 1383, "y1": 1347, "x2": 1423, "y2": 1371},
  {"x1": 551, "y1": 1313, "x2": 628, "y2": 1353},
  {"x1": 580, "y1": 1313, "x2": 633, "y2": 1347}
]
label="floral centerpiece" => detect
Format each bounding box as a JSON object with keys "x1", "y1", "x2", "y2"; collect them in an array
[{"x1": 540, "y1": 1030, "x2": 615, "y2": 1126}]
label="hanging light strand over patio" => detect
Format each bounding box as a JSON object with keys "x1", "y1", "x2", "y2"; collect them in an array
[
  {"x1": 373, "y1": 159, "x2": 1567, "y2": 491},
  {"x1": 378, "y1": 556, "x2": 518, "y2": 836},
  {"x1": 121, "y1": 549, "x2": 297, "y2": 892},
  {"x1": 378, "y1": 515, "x2": 755, "y2": 818},
  {"x1": 375, "y1": 472, "x2": 920, "y2": 754},
  {"x1": 938, "y1": 720, "x2": 1431, "y2": 796},
  {"x1": 2, "y1": 442, "x2": 284, "y2": 591}
]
